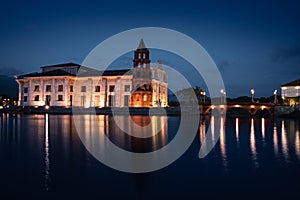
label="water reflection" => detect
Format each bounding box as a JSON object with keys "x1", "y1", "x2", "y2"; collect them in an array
[
  {"x1": 76, "y1": 115, "x2": 169, "y2": 154},
  {"x1": 281, "y1": 120, "x2": 289, "y2": 161},
  {"x1": 261, "y1": 118, "x2": 265, "y2": 140},
  {"x1": 44, "y1": 114, "x2": 50, "y2": 191},
  {"x1": 273, "y1": 122, "x2": 279, "y2": 156},
  {"x1": 235, "y1": 118, "x2": 239, "y2": 143},
  {"x1": 250, "y1": 118, "x2": 259, "y2": 168}
]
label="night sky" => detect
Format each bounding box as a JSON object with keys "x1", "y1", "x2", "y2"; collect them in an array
[{"x1": 1, "y1": 0, "x2": 300, "y2": 97}]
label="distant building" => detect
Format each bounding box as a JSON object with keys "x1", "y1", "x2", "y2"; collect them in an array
[
  {"x1": 15, "y1": 39, "x2": 168, "y2": 108},
  {"x1": 281, "y1": 78, "x2": 300, "y2": 106}
]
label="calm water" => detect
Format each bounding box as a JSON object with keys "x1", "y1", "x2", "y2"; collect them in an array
[{"x1": 0, "y1": 113, "x2": 300, "y2": 199}]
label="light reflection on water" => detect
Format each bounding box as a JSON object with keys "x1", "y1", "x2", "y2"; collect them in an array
[{"x1": 1, "y1": 113, "x2": 300, "y2": 197}]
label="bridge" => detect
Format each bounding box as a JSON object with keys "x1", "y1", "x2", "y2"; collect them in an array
[{"x1": 202, "y1": 102, "x2": 275, "y2": 116}]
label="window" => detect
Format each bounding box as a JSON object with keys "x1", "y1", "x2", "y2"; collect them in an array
[
  {"x1": 24, "y1": 87, "x2": 28, "y2": 93},
  {"x1": 124, "y1": 85, "x2": 130, "y2": 92},
  {"x1": 34, "y1": 85, "x2": 39, "y2": 92},
  {"x1": 109, "y1": 85, "x2": 115, "y2": 92},
  {"x1": 70, "y1": 95, "x2": 73, "y2": 106},
  {"x1": 95, "y1": 85, "x2": 100, "y2": 92},
  {"x1": 70, "y1": 85, "x2": 73, "y2": 92},
  {"x1": 46, "y1": 95, "x2": 51, "y2": 105},
  {"x1": 143, "y1": 95, "x2": 147, "y2": 102},
  {"x1": 124, "y1": 95, "x2": 129, "y2": 106},
  {"x1": 138, "y1": 53, "x2": 141, "y2": 58},
  {"x1": 143, "y1": 63, "x2": 146, "y2": 68},
  {"x1": 34, "y1": 95, "x2": 39, "y2": 101},
  {"x1": 143, "y1": 53, "x2": 146, "y2": 58},
  {"x1": 46, "y1": 85, "x2": 51, "y2": 92},
  {"x1": 81, "y1": 86, "x2": 86, "y2": 92},
  {"x1": 24, "y1": 96, "x2": 27, "y2": 102},
  {"x1": 58, "y1": 95, "x2": 63, "y2": 101},
  {"x1": 58, "y1": 85, "x2": 63, "y2": 92}
]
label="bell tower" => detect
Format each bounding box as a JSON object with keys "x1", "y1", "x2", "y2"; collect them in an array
[{"x1": 130, "y1": 39, "x2": 153, "y2": 107}]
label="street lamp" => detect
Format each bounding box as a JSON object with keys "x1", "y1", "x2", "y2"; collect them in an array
[
  {"x1": 220, "y1": 89, "x2": 226, "y2": 104},
  {"x1": 274, "y1": 90, "x2": 278, "y2": 104},
  {"x1": 251, "y1": 88, "x2": 255, "y2": 103}
]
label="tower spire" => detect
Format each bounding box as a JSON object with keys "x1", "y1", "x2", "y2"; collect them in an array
[{"x1": 137, "y1": 38, "x2": 146, "y2": 49}]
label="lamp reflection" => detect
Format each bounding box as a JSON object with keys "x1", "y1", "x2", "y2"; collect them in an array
[
  {"x1": 261, "y1": 118, "x2": 265, "y2": 140},
  {"x1": 273, "y1": 122, "x2": 279, "y2": 157},
  {"x1": 219, "y1": 116, "x2": 227, "y2": 170},
  {"x1": 295, "y1": 130, "x2": 300, "y2": 160},
  {"x1": 281, "y1": 120, "x2": 288, "y2": 160},
  {"x1": 44, "y1": 114, "x2": 51, "y2": 191},
  {"x1": 235, "y1": 118, "x2": 239, "y2": 143},
  {"x1": 250, "y1": 118, "x2": 258, "y2": 168}
]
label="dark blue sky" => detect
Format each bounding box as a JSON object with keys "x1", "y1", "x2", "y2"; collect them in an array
[{"x1": 1, "y1": 0, "x2": 300, "y2": 97}]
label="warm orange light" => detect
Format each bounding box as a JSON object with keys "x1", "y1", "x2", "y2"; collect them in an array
[
  {"x1": 211, "y1": 105, "x2": 215, "y2": 109},
  {"x1": 282, "y1": 87, "x2": 287, "y2": 90},
  {"x1": 45, "y1": 105, "x2": 50, "y2": 110},
  {"x1": 251, "y1": 105, "x2": 255, "y2": 108},
  {"x1": 235, "y1": 104, "x2": 240, "y2": 108},
  {"x1": 261, "y1": 106, "x2": 265, "y2": 110}
]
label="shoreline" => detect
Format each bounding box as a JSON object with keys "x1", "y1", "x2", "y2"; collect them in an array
[{"x1": 0, "y1": 106, "x2": 291, "y2": 118}]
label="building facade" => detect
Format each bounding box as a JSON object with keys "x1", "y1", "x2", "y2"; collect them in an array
[
  {"x1": 281, "y1": 78, "x2": 300, "y2": 106},
  {"x1": 15, "y1": 39, "x2": 168, "y2": 108}
]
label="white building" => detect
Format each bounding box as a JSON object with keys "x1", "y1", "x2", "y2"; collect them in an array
[
  {"x1": 281, "y1": 78, "x2": 300, "y2": 106},
  {"x1": 15, "y1": 39, "x2": 168, "y2": 108}
]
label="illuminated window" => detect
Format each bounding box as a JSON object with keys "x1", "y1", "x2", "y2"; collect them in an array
[
  {"x1": 70, "y1": 85, "x2": 73, "y2": 92},
  {"x1": 34, "y1": 95, "x2": 39, "y2": 101},
  {"x1": 143, "y1": 95, "x2": 147, "y2": 102},
  {"x1": 24, "y1": 96, "x2": 27, "y2": 102},
  {"x1": 109, "y1": 85, "x2": 115, "y2": 92},
  {"x1": 34, "y1": 85, "x2": 39, "y2": 92},
  {"x1": 124, "y1": 85, "x2": 130, "y2": 92},
  {"x1": 46, "y1": 85, "x2": 51, "y2": 92},
  {"x1": 58, "y1": 95, "x2": 63, "y2": 101},
  {"x1": 58, "y1": 85, "x2": 63, "y2": 92},
  {"x1": 81, "y1": 86, "x2": 86, "y2": 92},
  {"x1": 24, "y1": 87, "x2": 28, "y2": 93},
  {"x1": 95, "y1": 85, "x2": 100, "y2": 92}
]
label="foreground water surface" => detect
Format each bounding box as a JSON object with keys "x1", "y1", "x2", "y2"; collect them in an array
[{"x1": 0, "y1": 113, "x2": 300, "y2": 199}]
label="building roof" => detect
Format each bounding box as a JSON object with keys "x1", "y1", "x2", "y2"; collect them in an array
[
  {"x1": 16, "y1": 63, "x2": 132, "y2": 79},
  {"x1": 16, "y1": 69, "x2": 75, "y2": 79},
  {"x1": 40, "y1": 62, "x2": 80, "y2": 68},
  {"x1": 281, "y1": 78, "x2": 300, "y2": 87},
  {"x1": 137, "y1": 38, "x2": 146, "y2": 49}
]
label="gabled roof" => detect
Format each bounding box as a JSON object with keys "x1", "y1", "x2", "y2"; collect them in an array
[
  {"x1": 40, "y1": 62, "x2": 80, "y2": 68},
  {"x1": 16, "y1": 69, "x2": 75, "y2": 79},
  {"x1": 137, "y1": 38, "x2": 146, "y2": 49},
  {"x1": 16, "y1": 63, "x2": 132, "y2": 79},
  {"x1": 281, "y1": 78, "x2": 300, "y2": 87}
]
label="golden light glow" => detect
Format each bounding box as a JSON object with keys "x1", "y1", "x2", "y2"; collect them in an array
[
  {"x1": 295, "y1": 86, "x2": 300, "y2": 89},
  {"x1": 251, "y1": 105, "x2": 255, "y2": 108},
  {"x1": 234, "y1": 104, "x2": 240, "y2": 108},
  {"x1": 45, "y1": 105, "x2": 50, "y2": 110},
  {"x1": 211, "y1": 105, "x2": 215, "y2": 109},
  {"x1": 282, "y1": 87, "x2": 287, "y2": 90},
  {"x1": 261, "y1": 106, "x2": 265, "y2": 110}
]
